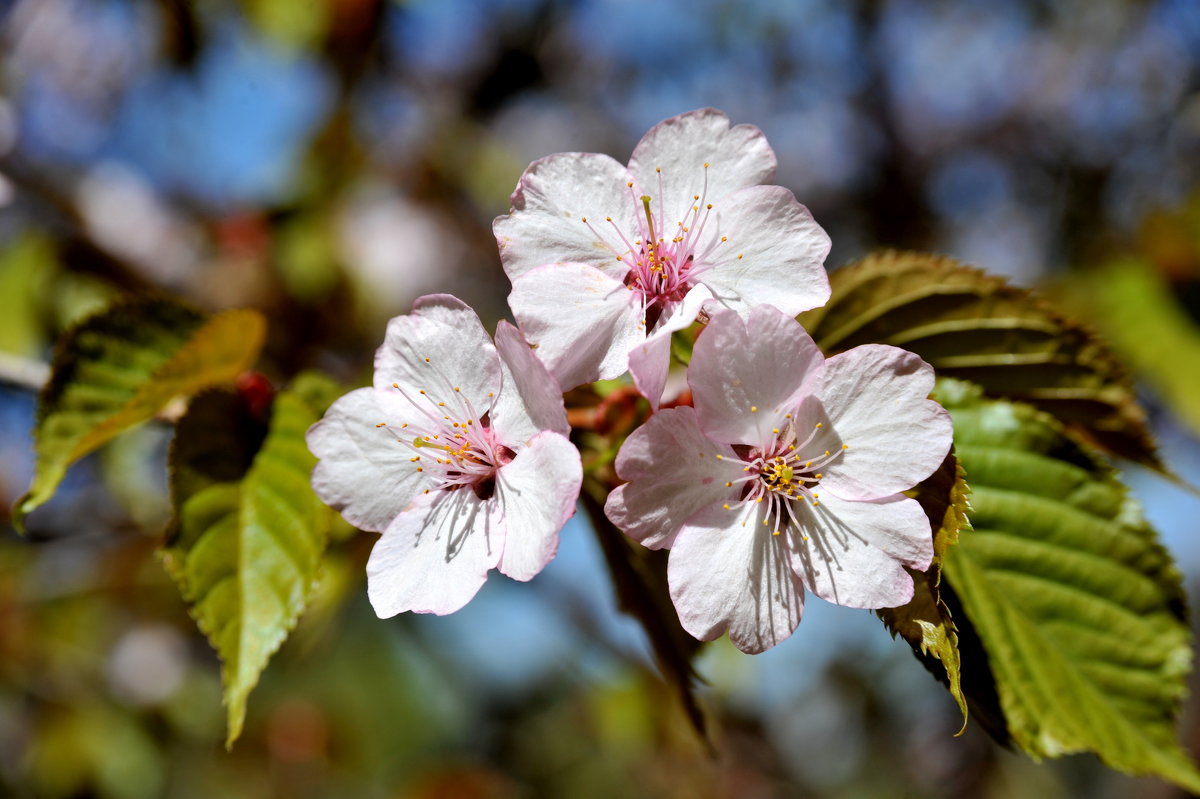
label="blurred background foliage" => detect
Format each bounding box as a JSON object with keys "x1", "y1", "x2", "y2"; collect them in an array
[{"x1": 1, "y1": 0, "x2": 1199, "y2": 796}]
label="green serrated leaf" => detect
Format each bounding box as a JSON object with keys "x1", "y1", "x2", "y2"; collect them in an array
[
  {"x1": 878, "y1": 450, "x2": 971, "y2": 730},
  {"x1": 797, "y1": 250, "x2": 1161, "y2": 471},
  {"x1": 937, "y1": 383, "x2": 1199, "y2": 790},
  {"x1": 14, "y1": 298, "x2": 267, "y2": 530},
  {"x1": 162, "y1": 372, "x2": 339, "y2": 748}
]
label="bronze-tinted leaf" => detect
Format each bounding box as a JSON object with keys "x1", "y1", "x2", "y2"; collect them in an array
[{"x1": 797, "y1": 251, "x2": 1161, "y2": 470}]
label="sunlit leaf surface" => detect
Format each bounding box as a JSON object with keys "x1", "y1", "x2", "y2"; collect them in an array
[
  {"x1": 162, "y1": 372, "x2": 339, "y2": 747},
  {"x1": 937, "y1": 381, "x2": 1199, "y2": 790}
]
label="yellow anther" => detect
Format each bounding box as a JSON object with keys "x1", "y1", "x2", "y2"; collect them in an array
[
  {"x1": 419, "y1": 390, "x2": 426, "y2": 395},
  {"x1": 627, "y1": 181, "x2": 634, "y2": 187},
  {"x1": 375, "y1": 422, "x2": 387, "y2": 428},
  {"x1": 416, "y1": 467, "x2": 423, "y2": 472},
  {"x1": 772, "y1": 530, "x2": 781, "y2": 536},
  {"x1": 424, "y1": 357, "x2": 430, "y2": 363},
  {"x1": 750, "y1": 405, "x2": 758, "y2": 413},
  {"x1": 693, "y1": 194, "x2": 700, "y2": 200},
  {"x1": 815, "y1": 473, "x2": 823, "y2": 479},
  {"x1": 842, "y1": 444, "x2": 849, "y2": 450},
  {"x1": 393, "y1": 382, "x2": 399, "y2": 388},
  {"x1": 785, "y1": 413, "x2": 792, "y2": 419},
  {"x1": 824, "y1": 450, "x2": 831, "y2": 457},
  {"x1": 656, "y1": 167, "x2": 661, "y2": 173},
  {"x1": 606, "y1": 216, "x2": 612, "y2": 221},
  {"x1": 725, "y1": 481, "x2": 733, "y2": 487},
  {"x1": 715, "y1": 454, "x2": 724, "y2": 460},
  {"x1": 756, "y1": 496, "x2": 763, "y2": 503},
  {"x1": 454, "y1": 386, "x2": 461, "y2": 392},
  {"x1": 813, "y1": 493, "x2": 819, "y2": 499},
  {"x1": 401, "y1": 423, "x2": 408, "y2": 428},
  {"x1": 707, "y1": 203, "x2": 713, "y2": 209},
  {"x1": 772, "y1": 428, "x2": 780, "y2": 434},
  {"x1": 720, "y1": 236, "x2": 727, "y2": 242},
  {"x1": 488, "y1": 392, "x2": 494, "y2": 397},
  {"x1": 815, "y1": 422, "x2": 823, "y2": 429},
  {"x1": 438, "y1": 402, "x2": 445, "y2": 407},
  {"x1": 737, "y1": 254, "x2": 743, "y2": 260},
  {"x1": 581, "y1": 216, "x2": 587, "y2": 222},
  {"x1": 723, "y1": 503, "x2": 731, "y2": 510},
  {"x1": 423, "y1": 489, "x2": 429, "y2": 494},
  {"x1": 703, "y1": 162, "x2": 710, "y2": 168},
  {"x1": 616, "y1": 256, "x2": 623, "y2": 261}
]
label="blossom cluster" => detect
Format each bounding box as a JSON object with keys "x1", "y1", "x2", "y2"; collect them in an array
[{"x1": 307, "y1": 109, "x2": 953, "y2": 652}]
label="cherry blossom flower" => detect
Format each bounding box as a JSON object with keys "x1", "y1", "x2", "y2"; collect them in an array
[
  {"x1": 494, "y1": 108, "x2": 832, "y2": 406},
  {"x1": 604, "y1": 305, "x2": 953, "y2": 653},
  {"x1": 306, "y1": 294, "x2": 582, "y2": 616}
]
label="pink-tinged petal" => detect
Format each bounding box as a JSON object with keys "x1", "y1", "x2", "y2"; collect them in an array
[
  {"x1": 628, "y1": 284, "x2": 714, "y2": 409},
  {"x1": 494, "y1": 152, "x2": 639, "y2": 281},
  {"x1": 606, "y1": 406, "x2": 741, "y2": 549},
  {"x1": 628, "y1": 109, "x2": 777, "y2": 225},
  {"x1": 495, "y1": 431, "x2": 582, "y2": 581},
  {"x1": 366, "y1": 489, "x2": 503, "y2": 616},
  {"x1": 817, "y1": 345, "x2": 953, "y2": 500},
  {"x1": 697, "y1": 185, "x2": 831, "y2": 316},
  {"x1": 307, "y1": 387, "x2": 428, "y2": 533},
  {"x1": 375, "y1": 294, "x2": 501, "y2": 417},
  {"x1": 668, "y1": 500, "x2": 806, "y2": 654},
  {"x1": 491, "y1": 321, "x2": 570, "y2": 443},
  {"x1": 508, "y1": 262, "x2": 644, "y2": 390},
  {"x1": 785, "y1": 492, "x2": 930, "y2": 609},
  {"x1": 689, "y1": 306, "x2": 825, "y2": 448}
]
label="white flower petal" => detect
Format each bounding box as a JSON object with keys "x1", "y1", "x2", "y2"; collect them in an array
[
  {"x1": 605, "y1": 407, "x2": 741, "y2": 549},
  {"x1": 628, "y1": 109, "x2": 776, "y2": 225},
  {"x1": 668, "y1": 499, "x2": 806, "y2": 654},
  {"x1": 689, "y1": 306, "x2": 825, "y2": 447},
  {"x1": 785, "y1": 492, "x2": 930, "y2": 609},
  {"x1": 698, "y1": 185, "x2": 831, "y2": 316},
  {"x1": 494, "y1": 152, "x2": 638, "y2": 281},
  {"x1": 495, "y1": 431, "x2": 582, "y2": 581},
  {"x1": 628, "y1": 283, "x2": 713, "y2": 409},
  {"x1": 817, "y1": 345, "x2": 953, "y2": 500},
  {"x1": 306, "y1": 387, "x2": 428, "y2": 533},
  {"x1": 508, "y1": 262, "x2": 645, "y2": 390},
  {"x1": 366, "y1": 489, "x2": 503, "y2": 616},
  {"x1": 375, "y1": 294, "x2": 501, "y2": 420},
  {"x1": 491, "y1": 320, "x2": 570, "y2": 443}
]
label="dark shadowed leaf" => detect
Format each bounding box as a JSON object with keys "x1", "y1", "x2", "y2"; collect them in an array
[
  {"x1": 878, "y1": 450, "x2": 970, "y2": 729},
  {"x1": 161, "y1": 371, "x2": 340, "y2": 747},
  {"x1": 579, "y1": 478, "x2": 709, "y2": 746},
  {"x1": 14, "y1": 298, "x2": 266, "y2": 530},
  {"x1": 936, "y1": 380, "x2": 1199, "y2": 791},
  {"x1": 797, "y1": 251, "x2": 1161, "y2": 470}
]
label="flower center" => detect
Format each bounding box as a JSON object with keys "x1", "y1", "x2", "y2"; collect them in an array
[
  {"x1": 377, "y1": 364, "x2": 511, "y2": 501},
  {"x1": 715, "y1": 416, "x2": 849, "y2": 539},
  {"x1": 581, "y1": 163, "x2": 733, "y2": 329}
]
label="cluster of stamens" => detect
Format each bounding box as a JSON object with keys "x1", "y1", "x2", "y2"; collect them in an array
[
  {"x1": 375, "y1": 358, "x2": 511, "y2": 501},
  {"x1": 579, "y1": 163, "x2": 740, "y2": 328},
  {"x1": 711, "y1": 415, "x2": 849, "y2": 541}
]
